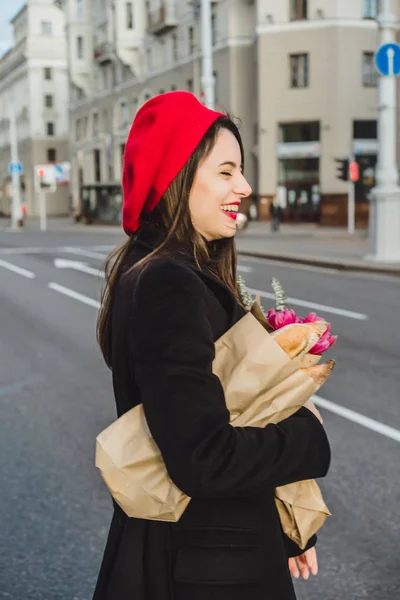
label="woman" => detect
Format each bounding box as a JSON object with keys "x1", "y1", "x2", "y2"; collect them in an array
[{"x1": 93, "y1": 91, "x2": 331, "y2": 600}]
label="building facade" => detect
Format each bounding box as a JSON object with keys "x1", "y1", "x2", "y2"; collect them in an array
[
  {"x1": 61, "y1": 0, "x2": 390, "y2": 226},
  {"x1": 59, "y1": 0, "x2": 257, "y2": 222},
  {"x1": 0, "y1": 0, "x2": 70, "y2": 218},
  {"x1": 256, "y1": 0, "x2": 385, "y2": 226}
]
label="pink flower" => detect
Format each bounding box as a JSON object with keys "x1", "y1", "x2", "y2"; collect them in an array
[
  {"x1": 309, "y1": 330, "x2": 338, "y2": 355},
  {"x1": 266, "y1": 308, "x2": 297, "y2": 330},
  {"x1": 303, "y1": 312, "x2": 330, "y2": 330}
]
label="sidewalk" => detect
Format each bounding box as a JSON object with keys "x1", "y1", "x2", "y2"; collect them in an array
[
  {"x1": 235, "y1": 222, "x2": 400, "y2": 276},
  {"x1": 2, "y1": 216, "x2": 400, "y2": 275}
]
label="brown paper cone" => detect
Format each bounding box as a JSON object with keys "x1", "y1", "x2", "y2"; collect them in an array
[{"x1": 95, "y1": 312, "x2": 331, "y2": 546}]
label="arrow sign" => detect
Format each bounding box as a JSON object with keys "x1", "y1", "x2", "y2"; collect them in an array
[{"x1": 54, "y1": 258, "x2": 105, "y2": 278}]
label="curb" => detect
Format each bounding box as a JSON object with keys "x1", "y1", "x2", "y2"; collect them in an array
[{"x1": 237, "y1": 250, "x2": 400, "y2": 277}]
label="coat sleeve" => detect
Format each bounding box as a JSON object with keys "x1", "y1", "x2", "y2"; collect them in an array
[
  {"x1": 284, "y1": 533, "x2": 317, "y2": 558},
  {"x1": 129, "y1": 260, "x2": 331, "y2": 499}
]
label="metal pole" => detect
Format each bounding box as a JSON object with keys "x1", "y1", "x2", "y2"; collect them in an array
[
  {"x1": 348, "y1": 178, "x2": 355, "y2": 235},
  {"x1": 9, "y1": 100, "x2": 22, "y2": 228},
  {"x1": 369, "y1": 0, "x2": 400, "y2": 261},
  {"x1": 200, "y1": 0, "x2": 215, "y2": 109},
  {"x1": 39, "y1": 190, "x2": 47, "y2": 232}
]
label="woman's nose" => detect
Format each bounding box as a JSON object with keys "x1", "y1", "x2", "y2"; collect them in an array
[{"x1": 234, "y1": 173, "x2": 252, "y2": 198}]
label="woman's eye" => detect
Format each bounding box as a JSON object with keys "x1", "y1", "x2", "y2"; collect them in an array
[{"x1": 221, "y1": 172, "x2": 232, "y2": 177}]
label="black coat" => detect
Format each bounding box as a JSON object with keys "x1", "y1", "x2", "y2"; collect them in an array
[{"x1": 93, "y1": 226, "x2": 331, "y2": 600}]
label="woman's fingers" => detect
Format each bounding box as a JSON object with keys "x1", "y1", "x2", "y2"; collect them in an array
[
  {"x1": 288, "y1": 557, "x2": 300, "y2": 579},
  {"x1": 296, "y1": 553, "x2": 310, "y2": 580},
  {"x1": 305, "y1": 547, "x2": 318, "y2": 576},
  {"x1": 289, "y1": 548, "x2": 319, "y2": 580}
]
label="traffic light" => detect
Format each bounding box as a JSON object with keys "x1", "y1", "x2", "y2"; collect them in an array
[
  {"x1": 349, "y1": 161, "x2": 359, "y2": 182},
  {"x1": 335, "y1": 158, "x2": 349, "y2": 182},
  {"x1": 35, "y1": 167, "x2": 56, "y2": 192}
]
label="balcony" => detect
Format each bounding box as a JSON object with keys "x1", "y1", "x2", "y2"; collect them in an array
[
  {"x1": 93, "y1": 41, "x2": 115, "y2": 63},
  {"x1": 147, "y1": 2, "x2": 178, "y2": 36}
]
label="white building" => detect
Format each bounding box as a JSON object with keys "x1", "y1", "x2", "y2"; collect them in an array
[
  {"x1": 58, "y1": 0, "x2": 256, "y2": 222},
  {"x1": 0, "y1": 0, "x2": 70, "y2": 218}
]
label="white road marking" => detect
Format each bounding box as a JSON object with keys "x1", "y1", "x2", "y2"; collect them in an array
[
  {"x1": 0, "y1": 247, "x2": 47, "y2": 255},
  {"x1": 48, "y1": 283, "x2": 101, "y2": 309},
  {"x1": 0, "y1": 258, "x2": 36, "y2": 279},
  {"x1": 313, "y1": 395, "x2": 400, "y2": 443},
  {"x1": 247, "y1": 287, "x2": 368, "y2": 321},
  {"x1": 0, "y1": 246, "x2": 110, "y2": 257},
  {"x1": 237, "y1": 265, "x2": 253, "y2": 273},
  {"x1": 90, "y1": 245, "x2": 116, "y2": 251},
  {"x1": 54, "y1": 258, "x2": 105, "y2": 278},
  {"x1": 63, "y1": 247, "x2": 108, "y2": 260}
]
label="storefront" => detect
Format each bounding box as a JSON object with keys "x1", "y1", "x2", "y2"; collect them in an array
[
  {"x1": 80, "y1": 184, "x2": 123, "y2": 223},
  {"x1": 277, "y1": 122, "x2": 321, "y2": 222}
]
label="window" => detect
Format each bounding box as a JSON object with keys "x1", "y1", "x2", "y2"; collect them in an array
[
  {"x1": 363, "y1": 0, "x2": 377, "y2": 19},
  {"x1": 44, "y1": 94, "x2": 54, "y2": 108},
  {"x1": 93, "y1": 112, "x2": 100, "y2": 137},
  {"x1": 172, "y1": 34, "x2": 178, "y2": 62},
  {"x1": 363, "y1": 52, "x2": 378, "y2": 86},
  {"x1": 290, "y1": 54, "x2": 309, "y2": 88},
  {"x1": 120, "y1": 100, "x2": 129, "y2": 127},
  {"x1": 77, "y1": 36, "x2": 84, "y2": 59},
  {"x1": 83, "y1": 116, "x2": 88, "y2": 139},
  {"x1": 353, "y1": 120, "x2": 377, "y2": 139},
  {"x1": 290, "y1": 0, "x2": 308, "y2": 20},
  {"x1": 146, "y1": 48, "x2": 152, "y2": 70},
  {"x1": 44, "y1": 67, "x2": 52, "y2": 80},
  {"x1": 188, "y1": 26, "x2": 195, "y2": 54},
  {"x1": 76, "y1": 118, "x2": 81, "y2": 141},
  {"x1": 47, "y1": 148, "x2": 57, "y2": 163},
  {"x1": 126, "y1": 2, "x2": 134, "y2": 29},
  {"x1": 280, "y1": 122, "x2": 320, "y2": 143},
  {"x1": 171, "y1": 84, "x2": 177, "y2": 91},
  {"x1": 76, "y1": 0, "x2": 84, "y2": 19},
  {"x1": 187, "y1": 78, "x2": 193, "y2": 92},
  {"x1": 94, "y1": 149, "x2": 101, "y2": 183},
  {"x1": 41, "y1": 21, "x2": 52, "y2": 35},
  {"x1": 47, "y1": 122, "x2": 55, "y2": 136}
]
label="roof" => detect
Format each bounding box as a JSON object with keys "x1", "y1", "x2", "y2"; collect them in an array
[{"x1": 10, "y1": 4, "x2": 27, "y2": 25}]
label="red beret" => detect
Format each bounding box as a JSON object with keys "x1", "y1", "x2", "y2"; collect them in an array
[{"x1": 122, "y1": 91, "x2": 224, "y2": 235}]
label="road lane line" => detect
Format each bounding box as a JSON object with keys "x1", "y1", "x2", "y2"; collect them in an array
[
  {"x1": 313, "y1": 395, "x2": 400, "y2": 443},
  {"x1": 54, "y1": 258, "x2": 105, "y2": 278},
  {"x1": 48, "y1": 283, "x2": 101, "y2": 308},
  {"x1": 0, "y1": 259, "x2": 36, "y2": 279},
  {"x1": 63, "y1": 247, "x2": 108, "y2": 260},
  {"x1": 247, "y1": 287, "x2": 368, "y2": 321}
]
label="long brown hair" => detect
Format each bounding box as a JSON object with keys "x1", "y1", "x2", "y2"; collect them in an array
[{"x1": 97, "y1": 115, "x2": 246, "y2": 367}]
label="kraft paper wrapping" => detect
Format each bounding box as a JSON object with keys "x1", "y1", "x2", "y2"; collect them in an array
[{"x1": 96, "y1": 311, "x2": 331, "y2": 548}]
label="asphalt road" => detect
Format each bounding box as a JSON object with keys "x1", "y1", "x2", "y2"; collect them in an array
[{"x1": 0, "y1": 226, "x2": 399, "y2": 600}]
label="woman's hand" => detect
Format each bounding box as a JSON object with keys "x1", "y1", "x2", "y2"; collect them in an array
[{"x1": 288, "y1": 547, "x2": 318, "y2": 580}]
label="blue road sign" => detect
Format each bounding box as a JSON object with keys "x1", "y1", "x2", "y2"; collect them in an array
[
  {"x1": 375, "y1": 42, "x2": 400, "y2": 76},
  {"x1": 8, "y1": 161, "x2": 23, "y2": 175}
]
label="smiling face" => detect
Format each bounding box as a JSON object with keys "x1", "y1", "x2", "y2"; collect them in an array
[{"x1": 188, "y1": 128, "x2": 252, "y2": 242}]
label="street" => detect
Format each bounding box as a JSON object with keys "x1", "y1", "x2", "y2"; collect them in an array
[{"x1": 1, "y1": 225, "x2": 399, "y2": 600}]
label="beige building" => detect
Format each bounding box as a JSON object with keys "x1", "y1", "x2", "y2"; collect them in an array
[
  {"x1": 0, "y1": 0, "x2": 70, "y2": 218},
  {"x1": 255, "y1": 0, "x2": 384, "y2": 226},
  {"x1": 60, "y1": 0, "x2": 389, "y2": 226}
]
